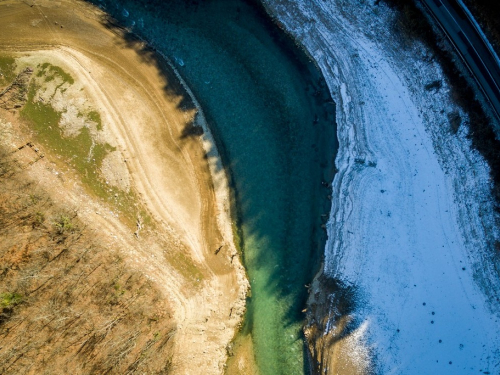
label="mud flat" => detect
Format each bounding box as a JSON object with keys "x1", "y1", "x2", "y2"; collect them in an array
[{"x1": 0, "y1": 1, "x2": 248, "y2": 373}]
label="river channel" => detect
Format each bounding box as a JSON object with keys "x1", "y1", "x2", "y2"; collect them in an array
[{"x1": 92, "y1": 0, "x2": 337, "y2": 373}]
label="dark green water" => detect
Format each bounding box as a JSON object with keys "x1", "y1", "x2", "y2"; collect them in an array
[{"x1": 93, "y1": 0, "x2": 337, "y2": 373}]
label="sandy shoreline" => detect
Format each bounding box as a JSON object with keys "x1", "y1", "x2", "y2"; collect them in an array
[{"x1": 0, "y1": 0, "x2": 248, "y2": 373}]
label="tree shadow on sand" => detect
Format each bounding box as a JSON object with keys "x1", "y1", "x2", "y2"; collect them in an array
[{"x1": 89, "y1": 1, "x2": 348, "y2": 373}]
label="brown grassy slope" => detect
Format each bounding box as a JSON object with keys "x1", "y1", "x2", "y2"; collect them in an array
[{"x1": 0, "y1": 146, "x2": 175, "y2": 374}]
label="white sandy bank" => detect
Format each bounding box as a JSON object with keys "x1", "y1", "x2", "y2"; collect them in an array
[{"x1": 264, "y1": 0, "x2": 500, "y2": 373}]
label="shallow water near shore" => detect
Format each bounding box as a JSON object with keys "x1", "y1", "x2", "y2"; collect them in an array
[{"x1": 92, "y1": 0, "x2": 337, "y2": 373}]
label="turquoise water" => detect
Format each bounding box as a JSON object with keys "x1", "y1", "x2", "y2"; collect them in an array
[{"x1": 93, "y1": 0, "x2": 337, "y2": 373}]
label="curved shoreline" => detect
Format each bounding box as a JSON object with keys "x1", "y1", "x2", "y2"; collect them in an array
[
  {"x1": 0, "y1": 1, "x2": 250, "y2": 373},
  {"x1": 91, "y1": 1, "x2": 338, "y2": 373},
  {"x1": 163, "y1": 48, "x2": 251, "y2": 319},
  {"x1": 264, "y1": 0, "x2": 500, "y2": 373}
]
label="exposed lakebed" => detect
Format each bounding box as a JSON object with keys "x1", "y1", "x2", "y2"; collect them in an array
[{"x1": 92, "y1": 0, "x2": 337, "y2": 373}]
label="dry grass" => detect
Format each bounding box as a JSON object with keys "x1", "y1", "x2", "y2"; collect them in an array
[{"x1": 0, "y1": 145, "x2": 176, "y2": 375}]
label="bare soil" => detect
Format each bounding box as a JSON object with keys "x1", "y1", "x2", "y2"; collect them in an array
[{"x1": 0, "y1": 0, "x2": 248, "y2": 374}]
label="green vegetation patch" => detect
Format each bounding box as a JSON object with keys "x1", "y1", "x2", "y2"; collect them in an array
[
  {"x1": 88, "y1": 110, "x2": 103, "y2": 131},
  {"x1": 54, "y1": 215, "x2": 75, "y2": 234},
  {"x1": 21, "y1": 82, "x2": 115, "y2": 188},
  {"x1": 37, "y1": 62, "x2": 75, "y2": 85},
  {"x1": 21, "y1": 84, "x2": 123, "y2": 207},
  {"x1": 0, "y1": 292, "x2": 23, "y2": 308},
  {"x1": 0, "y1": 55, "x2": 16, "y2": 87},
  {"x1": 167, "y1": 250, "x2": 204, "y2": 286},
  {"x1": 21, "y1": 64, "x2": 149, "y2": 227}
]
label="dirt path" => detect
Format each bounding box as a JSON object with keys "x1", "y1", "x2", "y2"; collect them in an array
[{"x1": 0, "y1": 0, "x2": 248, "y2": 373}]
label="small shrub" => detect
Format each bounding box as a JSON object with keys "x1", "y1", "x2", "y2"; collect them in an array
[
  {"x1": 0, "y1": 292, "x2": 23, "y2": 308},
  {"x1": 33, "y1": 211, "x2": 45, "y2": 227},
  {"x1": 54, "y1": 215, "x2": 74, "y2": 234}
]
